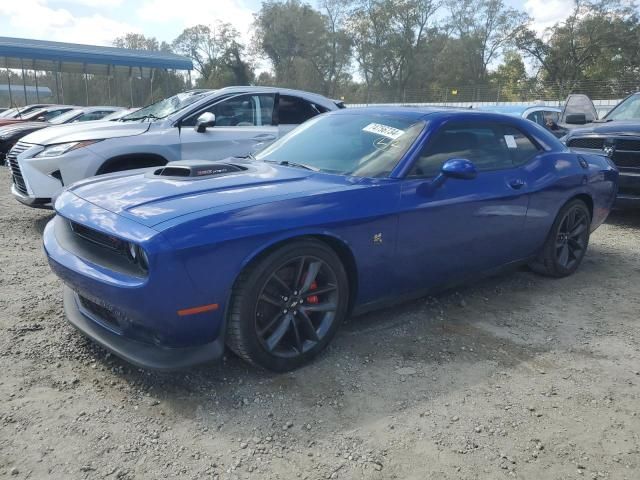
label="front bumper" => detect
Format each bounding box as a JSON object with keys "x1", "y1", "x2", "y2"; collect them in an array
[
  {"x1": 11, "y1": 184, "x2": 52, "y2": 208},
  {"x1": 43, "y1": 199, "x2": 229, "y2": 370},
  {"x1": 64, "y1": 286, "x2": 224, "y2": 370},
  {"x1": 615, "y1": 171, "x2": 640, "y2": 208}
]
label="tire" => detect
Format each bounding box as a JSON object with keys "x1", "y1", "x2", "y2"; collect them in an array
[
  {"x1": 226, "y1": 239, "x2": 349, "y2": 371},
  {"x1": 529, "y1": 199, "x2": 591, "y2": 277}
]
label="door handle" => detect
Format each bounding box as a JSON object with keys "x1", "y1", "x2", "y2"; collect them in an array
[
  {"x1": 508, "y1": 179, "x2": 525, "y2": 190},
  {"x1": 251, "y1": 134, "x2": 276, "y2": 141}
]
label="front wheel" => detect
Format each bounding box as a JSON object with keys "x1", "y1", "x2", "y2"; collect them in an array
[
  {"x1": 226, "y1": 240, "x2": 349, "y2": 371},
  {"x1": 530, "y1": 199, "x2": 591, "y2": 277}
]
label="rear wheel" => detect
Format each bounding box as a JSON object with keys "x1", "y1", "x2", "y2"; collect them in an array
[
  {"x1": 226, "y1": 240, "x2": 349, "y2": 371},
  {"x1": 530, "y1": 199, "x2": 591, "y2": 277}
]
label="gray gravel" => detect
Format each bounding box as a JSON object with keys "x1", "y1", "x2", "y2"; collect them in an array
[{"x1": 1, "y1": 167, "x2": 639, "y2": 479}]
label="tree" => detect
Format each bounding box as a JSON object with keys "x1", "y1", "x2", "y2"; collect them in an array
[
  {"x1": 172, "y1": 23, "x2": 254, "y2": 88},
  {"x1": 516, "y1": 0, "x2": 640, "y2": 98},
  {"x1": 253, "y1": 0, "x2": 351, "y2": 95},
  {"x1": 347, "y1": 0, "x2": 442, "y2": 101},
  {"x1": 488, "y1": 51, "x2": 530, "y2": 100},
  {"x1": 447, "y1": 0, "x2": 528, "y2": 84}
]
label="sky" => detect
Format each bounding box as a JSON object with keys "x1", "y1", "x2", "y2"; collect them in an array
[{"x1": 0, "y1": 0, "x2": 576, "y2": 48}]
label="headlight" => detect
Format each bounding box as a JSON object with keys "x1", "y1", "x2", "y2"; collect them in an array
[
  {"x1": 126, "y1": 242, "x2": 149, "y2": 271},
  {"x1": 35, "y1": 140, "x2": 103, "y2": 158}
]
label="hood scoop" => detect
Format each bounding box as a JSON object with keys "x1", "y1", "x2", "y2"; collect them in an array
[{"x1": 150, "y1": 161, "x2": 247, "y2": 180}]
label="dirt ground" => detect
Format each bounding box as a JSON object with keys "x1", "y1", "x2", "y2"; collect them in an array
[{"x1": 0, "y1": 167, "x2": 639, "y2": 480}]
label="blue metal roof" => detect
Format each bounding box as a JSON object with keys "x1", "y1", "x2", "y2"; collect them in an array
[{"x1": 0, "y1": 37, "x2": 192, "y2": 76}]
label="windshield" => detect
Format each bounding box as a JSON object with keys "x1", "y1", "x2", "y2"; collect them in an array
[
  {"x1": 102, "y1": 109, "x2": 132, "y2": 121},
  {"x1": 0, "y1": 108, "x2": 17, "y2": 118},
  {"x1": 49, "y1": 110, "x2": 82, "y2": 124},
  {"x1": 604, "y1": 94, "x2": 640, "y2": 121},
  {"x1": 120, "y1": 91, "x2": 210, "y2": 121},
  {"x1": 255, "y1": 113, "x2": 426, "y2": 177}
]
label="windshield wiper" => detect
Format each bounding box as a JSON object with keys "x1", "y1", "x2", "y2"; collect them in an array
[
  {"x1": 121, "y1": 113, "x2": 160, "y2": 122},
  {"x1": 264, "y1": 159, "x2": 318, "y2": 171}
]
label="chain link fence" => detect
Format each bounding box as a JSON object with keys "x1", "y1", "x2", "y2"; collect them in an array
[{"x1": 339, "y1": 79, "x2": 640, "y2": 109}]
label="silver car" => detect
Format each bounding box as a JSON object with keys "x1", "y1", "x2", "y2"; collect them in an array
[{"x1": 8, "y1": 86, "x2": 342, "y2": 208}]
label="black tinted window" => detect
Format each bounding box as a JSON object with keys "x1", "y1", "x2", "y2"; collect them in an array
[
  {"x1": 278, "y1": 95, "x2": 324, "y2": 125},
  {"x1": 411, "y1": 122, "x2": 513, "y2": 177}
]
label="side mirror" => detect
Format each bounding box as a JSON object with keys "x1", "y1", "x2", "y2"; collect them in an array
[
  {"x1": 195, "y1": 112, "x2": 216, "y2": 133},
  {"x1": 565, "y1": 113, "x2": 587, "y2": 125},
  {"x1": 36, "y1": 116, "x2": 46, "y2": 122},
  {"x1": 417, "y1": 158, "x2": 477, "y2": 196},
  {"x1": 441, "y1": 158, "x2": 477, "y2": 180}
]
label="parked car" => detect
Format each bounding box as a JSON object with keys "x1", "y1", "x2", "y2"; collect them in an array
[
  {"x1": 0, "y1": 105, "x2": 75, "y2": 127},
  {"x1": 477, "y1": 104, "x2": 566, "y2": 137},
  {"x1": 0, "y1": 104, "x2": 55, "y2": 120},
  {"x1": 0, "y1": 106, "x2": 122, "y2": 165},
  {"x1": 563, "y1": 92, "x2": 640, "y2": 208},
  {"x1": 9, "y1": 87, "x2": 342, "y2": 208},
  {"x1": 42, "y1": 108, "x2": 618, "y2": 371}
]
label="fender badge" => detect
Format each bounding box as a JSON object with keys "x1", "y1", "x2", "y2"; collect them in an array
[{"x1": 373, "y1": 233, "x2": 383, "y2": 245}]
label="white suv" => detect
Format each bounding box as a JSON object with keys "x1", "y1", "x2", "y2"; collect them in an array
[{"x1": 8, "y1": 86, "x2": 341, "y2": 208}]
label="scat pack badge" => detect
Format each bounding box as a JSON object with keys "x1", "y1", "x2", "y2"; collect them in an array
[{"x1": 373, "y1": 232, "x2": 383, "y2": 245}]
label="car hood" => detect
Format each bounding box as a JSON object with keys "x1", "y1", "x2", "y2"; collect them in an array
[
  {"x1": 0, "y1": 122, "x2": 47, "y2": 137},
  {"x1": 568, "y1": 120, "x2": 640, "y2": 137},
  {"x1": 65, "y1": 161, "x2": 356, "y2": 228},
  {"x1": 20, "y1": 120, "x2": 151, "y2": 145}
]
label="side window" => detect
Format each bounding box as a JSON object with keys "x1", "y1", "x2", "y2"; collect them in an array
[
  {"x1": 278, "y1": 95, "x2": 324, "y2": 125},
  {"x1": 411, "y1": 122, "x2": 513, "y2": 177},
  {"x1": 76, "y1": 112, "x2": 110, "y2": 122},
  {"x1": 526, "y1": 111, "x2": 544, "y2": 126},
  {"x1": 501, "y1": 126, "x2": 541, "y2": 166},
  {"x1": 182, "y1": 94, "x2": 275, "y2": 127},
  {"x1": 542, "y1": 111, "x2": 560, "y2": 129},
  {"x1": 42, "y1": 109, "x2": 70, "y2": 121}
]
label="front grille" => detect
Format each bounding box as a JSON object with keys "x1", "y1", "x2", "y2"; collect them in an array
[
  {"x1": 568, "y1": 136, "x2": 640, "y2": 169},
  {"x1": 616, "y1": 138, "x2": 640, "y2": 151},
  {"x1": 7, "y1": 141, "x2": 32, "y2": 195},
  {"x1": 611, "y1": 151, "x2": 640, "y2": 169},
  {"x1": 78, "y1": 295, "x2": 122, "y2": 330},
  {"x1": 568, "y1": 138, "x2": 605, "y2": 149},
  {"x1": 70, "y1": 221, "x2": 127, "y2": 253}
]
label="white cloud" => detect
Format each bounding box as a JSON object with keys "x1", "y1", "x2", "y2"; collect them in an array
[
  {"x1": 524, "y1": 0, "x2": 575, "y2": 36},
  {"x1": 0, "y1": 0, "x2": 137, "y2": 45},
  {"x1": 61, "y1": 0, "x2": 125, "y2": 6},
  {"x1": 137, "y1": 0, "x2": 255, "y2": 41}
]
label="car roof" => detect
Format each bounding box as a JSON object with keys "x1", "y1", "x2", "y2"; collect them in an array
[
  {"x1": 211, "y1": 86, "x2": 337, "y2": 106},
  {"x1": 476, "y1": 105, "x2": 561, "y2": 115},
  {"x1": 324, "y1": 107, "x2": 570, "y2": 139}
]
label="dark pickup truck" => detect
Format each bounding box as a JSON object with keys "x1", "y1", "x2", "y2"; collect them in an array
[{"x1": 563, "y1": 92, "x2": 640, "y2": 208}]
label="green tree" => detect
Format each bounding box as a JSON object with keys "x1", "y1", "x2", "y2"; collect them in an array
[
  {"x1": 253, "y1": 0, "x2": 351, "y2": 95},
  {"x1": 172, "y1": 23, "x2": 254, "y2": 88},
  {"x1": 488, "y1": 50, "x2": 531, "y2": 100},
  {"x1": 516, "y1": 0, "x2": 640, "y2": 98},
  {"x1": 447, "y1": 0, "x2": 528, "y2": 84}
]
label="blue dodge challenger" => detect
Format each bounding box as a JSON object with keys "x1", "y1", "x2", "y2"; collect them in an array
[{"x1": 43, "y1": 108, "x2": 618, "y2": 371}]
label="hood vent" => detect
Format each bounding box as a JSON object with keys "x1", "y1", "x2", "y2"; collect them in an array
[{"x1": 151, "y1": 162, "x2": 246, "y2": 180}]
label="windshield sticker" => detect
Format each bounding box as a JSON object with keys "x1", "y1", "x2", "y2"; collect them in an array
[
  {"x1": 504, "y1": 134, "x2": 518, "y2": 149},
  {"x1": 363, "y1": 123, "x2": 405, "y2": 140}
]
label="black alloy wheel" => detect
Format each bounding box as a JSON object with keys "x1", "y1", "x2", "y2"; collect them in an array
[
  {"x1": 227, "y1": 240, "x2": 349, "y2": 371},
  {"x1": 555, "y1": 206, "x2": 589, "y2": 270},
  {"x1": 530, "y1": 199, "x2": 591, "y2": 277},
  {"x1": 255, "y1": 255, "x2": 339, "y2": 357}
]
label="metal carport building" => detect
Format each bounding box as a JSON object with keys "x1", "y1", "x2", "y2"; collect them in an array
[{"x1": 0, "y1": 36, "x2": 193, "y2": 106}]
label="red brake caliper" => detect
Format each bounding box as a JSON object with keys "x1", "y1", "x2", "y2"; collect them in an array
[{"x1": 306, "y1": 281, "x2": 319, "y2": 304}]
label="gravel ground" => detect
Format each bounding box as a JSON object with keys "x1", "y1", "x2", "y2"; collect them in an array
[{"x1": 0, "y1": 167, "x2": 639, "y2": 480}]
